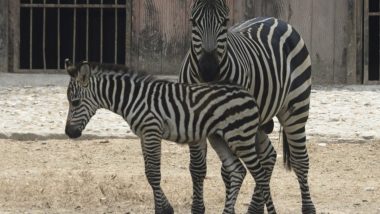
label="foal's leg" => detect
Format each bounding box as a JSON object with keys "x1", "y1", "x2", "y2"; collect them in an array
[
  {"x1": 248, "y1": 130, "x2": 277, "y2": 213},
  {"x1": 209, "y1": 135, "x2": 246, "y2": 214},
  {"x1": 229, "y1": 137, "x2": 277, "y2": 214},
  {"x1": 141, "y1": 136, "x2": 173, "y2": 214}
]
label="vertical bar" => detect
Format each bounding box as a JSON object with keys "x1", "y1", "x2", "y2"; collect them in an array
[
  {"x1": 114, "y1": 0, "x2": 118, "y2": 64},
  {"x1": 100, "y1": 0, "x2": 104, "y2": 63},
  {"x1": 125, "y1": 0, "x2": 132, "y2": 67},
  {"x1": 364, "y1": 0, "x2": 369, "y2": 83},
  {"x1": 43, "y1": 0, "x2": 46, "y2": 70},
  {"x1": 378, "y1": 1, "x2": 380, "y2": 80},
  {"x1": 10, "y1": 0, "x2": 20, "y2": 72},
  {"x1": 29, "y1": 0, "x2": 33, "y2": 69},
  {"x1": 57, "y1": 0, "x2": 61, "y2": 69},
  {"x1": 86, "y1": 0, "x2": 89, "y2": 61},
  {"x1": 73, "y1": 0, "x2": 77, "y2": 64}
]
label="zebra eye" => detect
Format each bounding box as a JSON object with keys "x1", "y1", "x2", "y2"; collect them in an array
[
  {"x1": 189, "y1": 18, "x2": 197, "y2": 26},
  {"x1": 72, "y1": 99, "x2": 81, "y2": 107},
  {"x1": 222, "y1": 18, "x2": 229, "y2": 25}
]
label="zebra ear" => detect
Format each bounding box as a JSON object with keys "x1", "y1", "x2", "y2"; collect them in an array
[
  {"x1": 77, "y1": 62, "x2": 91, "y2": 87},
  {"x1": 65, "y1": 58, "x2": 77, "y2": 78}
]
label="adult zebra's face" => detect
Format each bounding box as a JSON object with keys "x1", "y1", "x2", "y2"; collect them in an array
[
  {"x1": 190, "y1": 0, "x2": 229, "y2": 82},
  {"x1": 64, "y1": 59, "x2": 98, "y2": 139}
]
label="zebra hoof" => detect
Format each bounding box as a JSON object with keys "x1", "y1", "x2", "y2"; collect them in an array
[
  {"x1": 222, "y1": 208, "x2": 235, "y2": 214},
  {"x1": 247, "y1": 205, "x2": 264, "y2": 214},
  {"x1": 156, "y1": 205, "x2": 174, "y2": 214},
  {"x1": 191, "y1": 203, "x2": 205, "y2": 214},
  {"x1": 302, "y1": 204, "x2": 316, "y2": 214}
]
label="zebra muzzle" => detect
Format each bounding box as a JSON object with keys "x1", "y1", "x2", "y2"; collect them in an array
[{"x1": 65, "y1": 125, "x2": 82, "y2": 139}]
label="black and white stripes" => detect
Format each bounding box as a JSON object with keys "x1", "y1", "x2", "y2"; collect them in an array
[
  {"x1": 179, "y1": 0, "x2": 315, "y2": 213},
  {"x1": 64, "y1": 60, "x2": 275, "y2": 214}
]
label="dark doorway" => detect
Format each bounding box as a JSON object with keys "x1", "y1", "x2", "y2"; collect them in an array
[
  {"x1": 19, "y1": 0, "x2": 129, "y2": 72},
  {"x1": 367, "y1": 0, "x2": 380, "y2": 82}
]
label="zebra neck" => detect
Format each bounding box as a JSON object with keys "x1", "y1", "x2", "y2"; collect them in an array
[{"x1": 93, "y1": 73, "x2": 155, "y2": 124}]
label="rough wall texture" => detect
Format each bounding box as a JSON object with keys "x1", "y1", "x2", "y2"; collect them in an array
[
  {"x1": 0, "y1": 0, "x2": 8, "y2": 73},
  {"x1": 1, "y1": 0, "x2": 358, "y2": 84},
  {"x1": 244, "y1": 0, "x2": 357, "y2": 84}
]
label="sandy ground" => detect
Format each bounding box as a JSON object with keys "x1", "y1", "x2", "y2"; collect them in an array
[
  {"x1": 0, "y1": 81, "x2": 379, "y2": 213},
  {"x1": 0, "y1": 138, "x2": 379, "y2": 214}
]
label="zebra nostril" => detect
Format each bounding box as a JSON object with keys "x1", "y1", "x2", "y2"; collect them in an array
[{"x1": 65, "y1": 125, "x2": 82, "y2": 139}]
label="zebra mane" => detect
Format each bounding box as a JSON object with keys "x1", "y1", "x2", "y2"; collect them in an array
[
  {"x1": 83, "y1": 62, "x2": 158, "y2": 82},
  {"x1": 211, "y1": 79, "x2": 243, "y2": 89}
]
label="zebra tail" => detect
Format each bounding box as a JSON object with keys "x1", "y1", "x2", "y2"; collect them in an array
[{"x1": 282, "y1": 130, "x2": 292, "y2": 171}]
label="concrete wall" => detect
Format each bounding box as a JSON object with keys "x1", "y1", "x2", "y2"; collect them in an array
[{"x1": 0, "y1": 0, "x2": 8, "y2": 73}]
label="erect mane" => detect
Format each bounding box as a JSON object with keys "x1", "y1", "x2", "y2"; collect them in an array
[{"x1": 84, "y1": 62, "x2": 158, "y2": 82}]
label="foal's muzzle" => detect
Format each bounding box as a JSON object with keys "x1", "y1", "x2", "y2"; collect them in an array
[{"x1": 65, "y1": 125, "x2": 82, "y2": 139}]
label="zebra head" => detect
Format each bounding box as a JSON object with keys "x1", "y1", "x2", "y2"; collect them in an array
[
  {"x1": 190, "y1": 0, "x2": 229, "y2": 82},
  {"x1": 64, "y1": 59, "x2": 98, "y2": 139}
]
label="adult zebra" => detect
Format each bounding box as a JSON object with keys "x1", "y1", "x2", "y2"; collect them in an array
[
  {"x1": 64, "y1": 59, "x2": 277, "y2": 214},
  {"x1": 179, "y1": 0, "x2": 315, "y2": 213}
]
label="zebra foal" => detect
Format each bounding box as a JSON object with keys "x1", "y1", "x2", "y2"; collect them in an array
[{"x1": 64, "y1": 59, "x2": 276, "y2": 214}]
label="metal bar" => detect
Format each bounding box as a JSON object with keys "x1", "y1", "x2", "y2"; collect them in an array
[
  {"x1": 43, "y1": 0, "x2": 46, "y2": 70},
  {"x1": 17, "y1": 69, "x2": 66, "y2": 73},
  {"x1": 57, "y1": 0, "x2": 61, "y2": 69},
  {"x1": 100, "y1": 0, "x2": 103, "y2": 63},
  {"x1": 369, "y1": 12, "x2": 380, "y2": 16},
  {"x1": 29, "y1": 1, "x2": 33, "y2": 69},
  {"x1": 86, "y1": 0, "x2": 89, "y2": 61},
  {"x1": 20, "y1": 4, "x2": 125, "y2": 9},
  {"x1": 363, "y1": 0, "x2": 369, "y2": 83},
  {"x1": 73, "y1": 0, "x2": 77, "y2": 64},
  {"x1": 125, "y1": 0, "x2": 132, "y2": 67},
  {"x1": 114, "y1": 0, "x2": 118, "y2": 64}
]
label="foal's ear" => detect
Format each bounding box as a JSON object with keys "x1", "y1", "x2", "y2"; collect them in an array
[
  {"x1": 65, "y1": 58, "x2": 77, "y2": 78},
  {"x1": 77, "y1": 62, "x2": 91, "y2": 87}
]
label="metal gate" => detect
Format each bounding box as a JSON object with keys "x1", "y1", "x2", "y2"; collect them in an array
[
  {"x1": 364, "y1": 0, "x2": 380, "y2": 84},
  {"x1": 18, "y1": 0, "x2": 131, "y2": 72}
]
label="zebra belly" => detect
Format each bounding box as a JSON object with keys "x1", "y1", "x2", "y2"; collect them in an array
[{"x1": 161, "y1": 118, "x2": 203, "y2": 144}]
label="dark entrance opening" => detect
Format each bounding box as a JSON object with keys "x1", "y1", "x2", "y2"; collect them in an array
[
  {"x1": 19, "y1": 0, "x2": 127, "y2": 71},
  {"x1": 368, "y1": 0, "x2": 380, "y2": 81}
]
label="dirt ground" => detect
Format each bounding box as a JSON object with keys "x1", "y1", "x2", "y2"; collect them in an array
[{"x1": 0, "y1": 138, "x2": 378, "y2": 214}]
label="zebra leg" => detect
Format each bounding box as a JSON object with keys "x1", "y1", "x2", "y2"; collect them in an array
[
  {"x1": 231, "y1": 139, "x2": 277, "y2": 214},
  {"x1": 220, "y1": 162, "x2": 246, "y2": 212},
  {"x1": 278, "y1": 103, "x2": 316, "y2": 214},
  {"x1": 189, "y1": 140, "x2": 207, "y2": 214},
  {"x1": 141, "y1": 138, "x2": 173, "y2": 214},
  {"x1": 209, "y1": 135, "x2": 246, "y2": 214},
  {"x1": 211, "y1": 135, "x2": 247, "y2": 208},
  {"x1": 248, "y1": 130, "x2": 277, "y2": 214}
]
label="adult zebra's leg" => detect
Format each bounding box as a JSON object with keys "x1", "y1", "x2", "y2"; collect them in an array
[
  {"x1": 278, "y1": 100, "x2": 316, "y2": 214},
  {"x1": 141, "y1": 137, "x2": 173, "y2": 214},
  {"x1": 248, "y1": 130, "x2": 277, "y2": 214},
  {"x1": 189, "y1": 140, "x2": 208, "y2": 214},
  {"x1": 209, "y1": 135, "x2": 246, "y2": 214}
]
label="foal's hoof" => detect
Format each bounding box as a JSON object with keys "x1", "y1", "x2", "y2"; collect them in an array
[
  {"x1": 156, "y1": 205, "x2": 174, "y2": 214},
  {"x1": 302, "y1": 204, "x2": 316, "y2": 214},
  {"x1": 247, "y1": 205, "x2": 264, "y2": 214},
  {"x1": 191, "y1": 204, "x2": 205, "y2": 214}
]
